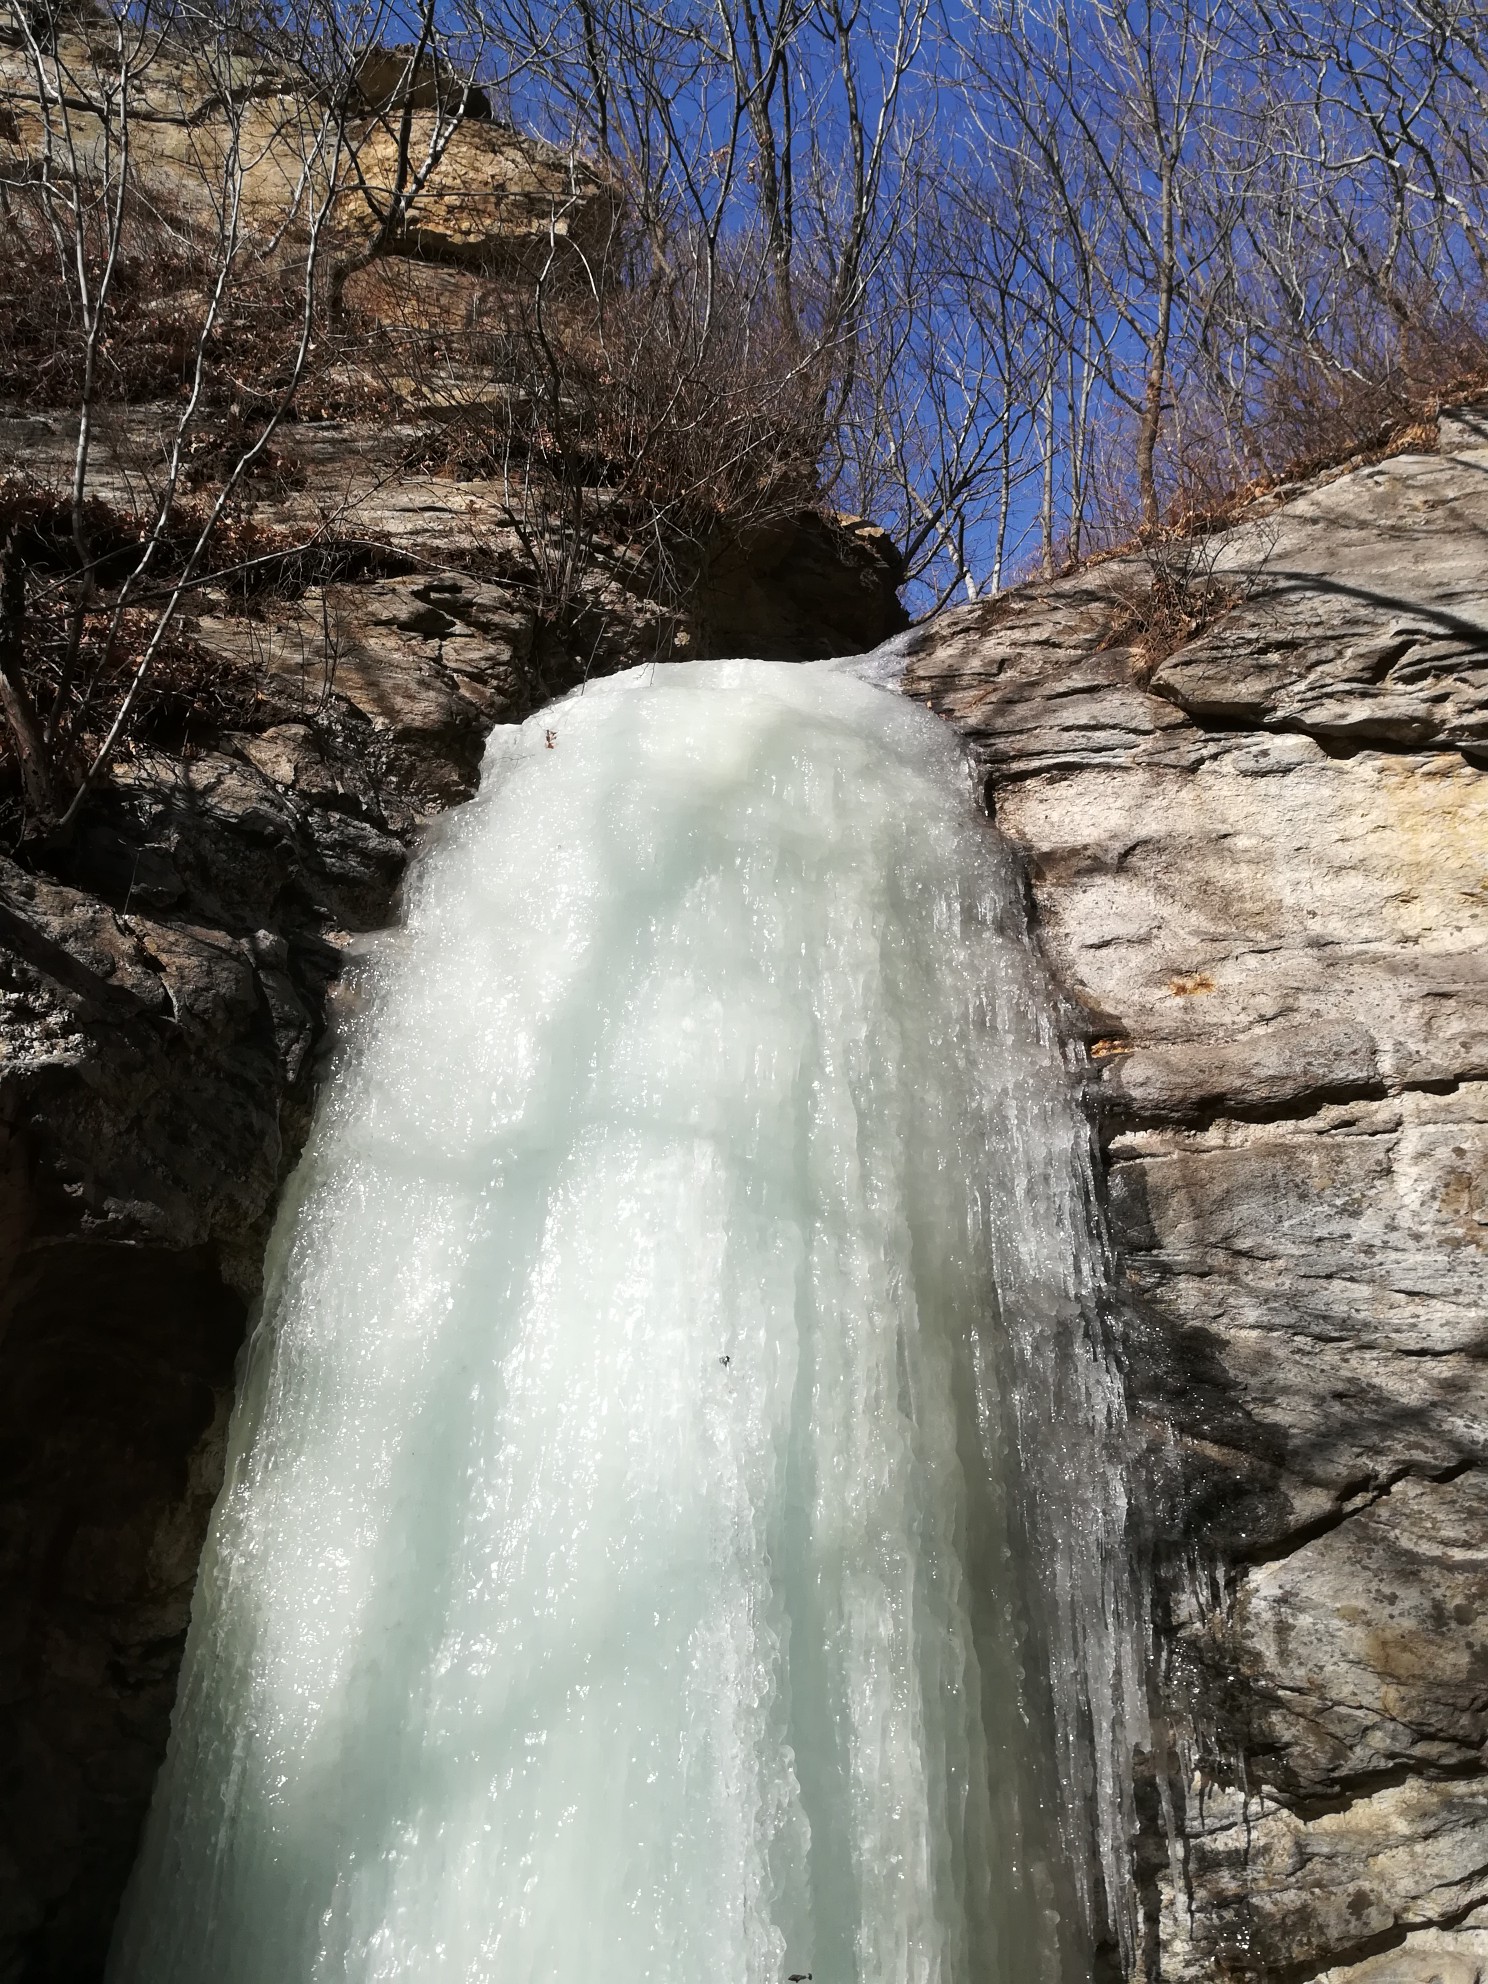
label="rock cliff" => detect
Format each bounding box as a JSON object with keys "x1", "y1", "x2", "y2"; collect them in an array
[
  {"x1": 0, "y1": 6, "x2": 616, "y2": 284},
  {"x1": 903, "y1": 403, "x2": 1488, "y2": 1982},
  {"x1": 3, "y1": 398, "x2": 1483, "y2": 1983},
  {"x1": 3, "y1": 18, "x2": 1484, "y2": 1974}
]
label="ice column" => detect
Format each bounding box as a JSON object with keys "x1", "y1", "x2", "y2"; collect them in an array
[{"x1": 110, "y1": 658, "x2": 1141, "y2": 1984}]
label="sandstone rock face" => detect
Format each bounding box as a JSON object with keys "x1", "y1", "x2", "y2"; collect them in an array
[
  {"x1": 3, "y1": 16, "x2": 1479, "y2": 1953},
  {"x1": 902, "y1": 411, "x2": 1488, "y2": 1980},
  {"x1": 0, "y1": 6, "x2": 614, "y2": 315}
]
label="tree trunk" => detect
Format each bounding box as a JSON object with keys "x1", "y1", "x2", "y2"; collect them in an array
[
  {"x1": 1040, "y1": 371, "x2": 1056, "y2": 579},
  {"x1": 1137, "y1": 156, "x2": 1176, "y2": 537},
  {"x1": 0, "y1": 533, "x2": 56, "y2": 823}
]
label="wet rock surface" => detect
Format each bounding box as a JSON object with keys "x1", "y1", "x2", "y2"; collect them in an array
[{"x1": 905, "y1": 410, "x2": 1488, "y2": 1980}]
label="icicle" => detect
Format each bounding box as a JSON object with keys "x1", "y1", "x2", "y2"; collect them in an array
[{"x1": 110, "y1": 658, "x2": 1143, "y2": 1984}]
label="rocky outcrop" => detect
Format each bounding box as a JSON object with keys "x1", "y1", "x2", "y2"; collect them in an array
[
  {"x1": 902, "y1": 406, "x2": 1488, "y2": 1980},
  {"x1": 5, "y1": 394, "x2": 1480, "y2": 1983},
  {"x1": 0, "y1": 7, "x2": 614, "y2": 300}
]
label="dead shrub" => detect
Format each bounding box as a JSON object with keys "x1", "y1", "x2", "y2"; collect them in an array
[
  {"x1": 1241, "y1": 288, "x2": 1488, "y2": 481},
  {"x1": 1156, "y1": 278, "x2": 1488, "y2": 540},
  {"x1": 1100, "y1": 532, "x2": 1250, "y2": 680},
  {"x1": 395, "y1": 217, "x2": 832, "y2": 636},
  {"x1": 0, "y1": 474, "x2": 389, "y2": 833},
  {"x1": 0, "y1": 181, "x2": 210, "y2": 406},
  {"x1": 0, "y1": 168, "x2": 390, "y2": 420}
]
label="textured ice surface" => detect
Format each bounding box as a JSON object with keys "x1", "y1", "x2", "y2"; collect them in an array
[{"x1": 110, "y1": 660, "x2": 1139, "y2": 1984}]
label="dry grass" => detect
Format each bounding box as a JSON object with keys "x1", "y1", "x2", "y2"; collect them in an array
[
  {"x1": 1158, "y1": 387, "x2": 1486, "y2": 549},
  {"x1": 0, "y1": 171, "x2": 419, "y2": 423},
  {"x1": 1073, "y1": 353, "x2": 1488, "y2": 676},
  {"x1": 1042, "y1": 355, "x2": 1488, "y2": 625},
  {"x1": 1035, "y1": 282, "x2": 1488, "y2": 586},
  {"x1": 0, "y1": 187, "x2": 205, "y2": 407}
]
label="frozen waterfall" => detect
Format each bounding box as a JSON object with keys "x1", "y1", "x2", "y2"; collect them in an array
[{"x1": 109, "y1": 658, "x2": 1143, "y2": 1984}]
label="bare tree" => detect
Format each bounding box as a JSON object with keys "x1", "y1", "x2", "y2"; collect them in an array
[
  {"x1": 0, "y1": 0, "x2": 492, "y2": 835},
  {"x1": 399, "y1": 0, "x2": 943, "y2": 627},
  {"x1": 17, "y1": 0, "x2": 1478, "y2": 679},
  {"x1": 960, "y1": 1, "x2": 1234, "y2": 540}
]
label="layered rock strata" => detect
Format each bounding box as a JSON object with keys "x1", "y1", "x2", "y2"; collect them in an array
[
  {"x1": 0, "y1": 5, "x2": 614, "y2": 289},
  {"x1": 903, "y1": 405, "x2": 1488, "y2": 1983},
  {"x1": 5, "y1": 13, "x2": 1484, "y2": 1961}
]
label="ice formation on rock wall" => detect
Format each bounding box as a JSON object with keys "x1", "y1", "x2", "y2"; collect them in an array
[{"x1": 110, "y1": 659, "x2": 1142, "y2": 1984}]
